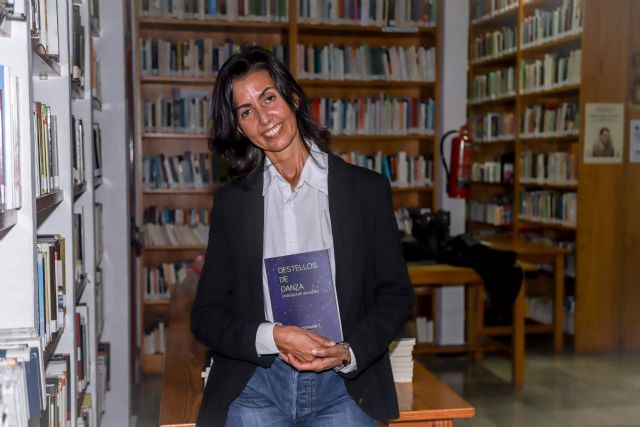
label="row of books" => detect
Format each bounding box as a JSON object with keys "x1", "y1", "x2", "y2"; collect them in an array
[
  {"x1": 144, "y1": 261, "x2": 191, "y2": 301},
  {"x1": 71, "y1": 3, "x2": 86, "y2": 88},
  {"x1": 470, "y1": 27, "x2": 517, "y2": 63},
  {"x1": 72, "y1": 116, "x2": 87, "y2": 187},
  {"x1": 388, "y1": 337, "x2": 415, "y2": 383},
  {"x1": 471, "y1": 158, "x2": 514, "y2": 184},
  {"x1": 144, "y1": 320, "x2": 166, "y2": 355},
  {"x1": 415, "y1": 316, "x2": 434, "y2": 343},
  {"x1": 470, "y1": 111, "x2": 515, "y2": 142},
  {"x1": 75, "y1": 305, "x2": 91, "y2": 396},
  {"x1": 31, "y1": 1, "x2": 61, "y2": 58},
  {"x1": 471, "y1": 0, "x2": 517, "y2": 23},
  {"x1": 298, "y1": 0, "x2": 437, "y2": 27},
  {"x1": 36, "y1": 235, "x2": 66, "y2": 346},
  {"x1": 520, "y1": 232, "x2": 576, "y2": 276},
  {"x1": 469, "y1": 67, "x2": 515, "y2": 104},
  {"x1": 143, "y1": 205, "x2": 210, "y2": 226},
  {"x1": 519, "y1": 190, "x2": 577, "y2": 227},
  {"x1": 140, "y1": 0, "x2": 289, "y2": 22},
  {"x1": 339, "y1": 151, "x2": 434, "y2": 188},
  {"x1": 0, "y1": 65, "x2": 21, "y2": 212},
  {"x1": 33, "y1": 102, "x2": 60, "y2": 198},
  {"x1": 140, "y1": 38, "x2": 287, "y2": 77},
  {"x1": 467, "y1": 198, "x2": 513, "y2": 226},
  {"x1": 142, "y1": 91, "x2": 210, "y2": 134},
  {"x1": 310, "y1": 95, "x2": 435, "y2": 136},
  {"x1": 296, "y1": 44, "x2": 436, "y2": 82},
  {"x1": 73, "y1": 207, "x2": 86, "y2": 283},
  {"x1": 521, "y1": 1, "x2": 583, "y2": 48},
  {"x1": 90, "y1": 38, "x2": 102, "y2": 104},
  {"x1": 520, "y1": 151, "x2": 577, "y2": 185},
  {"x1": 143, "y1": 206, "x2": 210, "y2": 247},
  {"x1": 520, "y1": 102, "x2": 580, "y2": 139},
  {"x1": 142, "y1": 152, "x2": 227, "y2": 190},
  {"x1": 519, "y1": 49, "x2": 581, "y2": 94},
  {"x1": 525, "y1": 295, "x2": 577, "y2": 334}
]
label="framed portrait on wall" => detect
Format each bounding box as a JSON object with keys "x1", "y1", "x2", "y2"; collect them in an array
[{"x1": 583, "y1": 103, "x2": 624, "y2": 164}]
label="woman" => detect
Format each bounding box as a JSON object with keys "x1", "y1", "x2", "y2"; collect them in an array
[{"x1": 191, "y1": 46, "x2": 414, "y2": 426}]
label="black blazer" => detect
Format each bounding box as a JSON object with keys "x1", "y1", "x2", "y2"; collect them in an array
[{"x1": 191, "y1": 153, "x2": 414, "y2": 426}]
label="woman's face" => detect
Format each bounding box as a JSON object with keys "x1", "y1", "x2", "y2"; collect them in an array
[{"x1": 232, "y1": 69, "x2": 301, "y2": 156}]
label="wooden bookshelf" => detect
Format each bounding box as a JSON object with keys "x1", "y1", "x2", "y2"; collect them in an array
[
  {"x1": 134, "y1": 0, "x2": 441, "y2": 373},
  {"x1": 36, "y1": 189, "x2": 65, "y2": 213}
]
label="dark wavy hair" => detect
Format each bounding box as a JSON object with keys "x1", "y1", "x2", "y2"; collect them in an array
[{"x1": 209, "y1": 46, "x2": 330, "y2": 178}]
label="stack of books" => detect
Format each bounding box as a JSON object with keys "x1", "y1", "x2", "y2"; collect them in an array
[{"x1": 388, "y1": 337, "x2": 416, "y2": 383}]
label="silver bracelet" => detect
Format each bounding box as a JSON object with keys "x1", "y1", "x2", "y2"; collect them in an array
[{"x1": 333, "y1": 341, "x2": 351, "y2": 372}]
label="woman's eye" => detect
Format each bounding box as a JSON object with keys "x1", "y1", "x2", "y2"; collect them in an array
[
  {"x1": 240, "y1": 110, "x2": 251, "y2": 119},
  {"x1": 265, "y1": 95, "x2": 276, "y2": 103}
]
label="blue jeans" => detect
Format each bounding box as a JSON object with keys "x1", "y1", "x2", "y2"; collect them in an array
[{"x1": 225, "y1": 358, "x2": 377, "y2": 426}]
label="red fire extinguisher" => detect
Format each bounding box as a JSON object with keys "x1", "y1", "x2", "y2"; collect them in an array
[{"x1": 440, "y1": 125, "x2": 473, "y2": 199}]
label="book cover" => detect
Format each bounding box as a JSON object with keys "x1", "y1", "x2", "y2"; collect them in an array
[{"x1": 264, "y1": 249, "x2": 343, "y2": 343}]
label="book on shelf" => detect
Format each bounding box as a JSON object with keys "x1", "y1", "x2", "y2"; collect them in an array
[
  {"x1": 72, "y1": 116, "x2": 86, "y2": 186},
  {"x1": 310, "y1": 94, "x2": 434, "y2": 136},
  {"x1": 471, "y1": 111, "x2": 515, "y2": 142},
  {"x1": 264, "y1": 249, "x2": 343, "y2": 343},
  {"x1": 521, "y1": 0, "x2": 583, "y2": 48},
  {"x1": 471, "y1": 0, "x2": 517, "y2": 22},
  {"x1": 33, "y1": 101, "x2": 61, "y2": 197},
  {"x1": 519, "y1": 190, "x2": 577, "y2": 227},
  {"x1": 72, "y1": 205, "x2": 85, "y2": 282},
  {"x1": 297, "y1": 0, "x2": 437, "y2": 27},
  {"x1": 142, "y1": 151, "x2": 226, "y2": 190},
  {"x1": 46, "y1": 353, "x2": 72, "y2": 426},
  {"x1": 467, "y1": 196, "x2": 513, "y2": 227},
  {"x1": 520, "y1": 151, "x2": 577, "y2": 185},
  {"x1": 144, "y1": 319, "x2": 166, "y2": 355},
  {"x1": 140, "y1": 0, "x2": 289, "y2": 22},
  {"x1": 142, "y1": 89, "x2": 210, "y2": 134},
  {"x1": 140, "y1": 37, "x2": 287, "y2": 77},
  {"x1": 415, "y1": 316, "x2": 434, "y2": 343},
  {"x1": 0, "y1": 64, "x2": 21, "y2": 212},
  {"x1": 520, "y1": 102, "x2": 580, "y2": 139},
  {"x1": 0, "y1": 339, "x2": 45, "y2": 426},
  {"x1": 388, "y1": 336, "x2": 416, "y2": 383},
  {"x1": 520, "y1": 49, "x2": 581, "y2": 94},
  {"x1": 340, "y1": 150, "x2": 433, "y2": 189},
  {"x1": 92, "y1": 123, "x2": 102, "y2": 179},
  {"x1": 75, "y1": 304, "x2": 90, "y2": 393},
  {"x1": 36, "y1": 235, "x2": 66, "y2": 345},
  {"x1": 90, "y1": 37, "x2": 101, "y2": 101},
  {"x1": 470, "y1": 67, "x2": 515, "y2": 103},
  {"x1": 471, "y1": 152, "x2": 514, "y2": 185},
  {"x1": 30, "y1": 0, "x2": 61, "y2": 58},
  {"x1": 142, "y1": 205, "x2": 210, "y2": 247},
  {"x1": 94, "y1": 203, "x2": 103, "y2": 263},
  {"x1": 144, "y1": 260, "x2": 191, "y2": 301},
  {"x1": 470, "y1": 27, "x2": 517, "y2": 64},
  {"x1": 296, "y1": 44, "x2": 435, "y2": 82}
]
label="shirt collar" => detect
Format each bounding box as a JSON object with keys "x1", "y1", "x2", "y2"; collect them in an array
[{"x1": 263, "y1": 142, "x2": 328, "y2": 196}]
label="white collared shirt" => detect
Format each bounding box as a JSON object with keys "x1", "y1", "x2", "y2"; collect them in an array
[{"x1": 255, "y1": 144, "x2": 356, "y2": 372}]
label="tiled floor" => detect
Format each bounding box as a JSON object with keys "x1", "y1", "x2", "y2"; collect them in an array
[{"x1": 134, "y1": 350, "x2": 640, "y2": 427}]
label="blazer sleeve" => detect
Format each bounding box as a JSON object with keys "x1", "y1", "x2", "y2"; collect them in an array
[
  {"x1": 190, "y1": 189, "x2": 272, "y2": 367},
  {"x1": 342, "y1": 177, "x2": 414, "y2": 378}
]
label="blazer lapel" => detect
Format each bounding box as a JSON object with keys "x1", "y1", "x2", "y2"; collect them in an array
[
  {"x1": 328, "y1": 154, "x2": 357, "y2": 324},
  {"x1": 241, "y1": 170, "x2": 266, "y2": 322}
]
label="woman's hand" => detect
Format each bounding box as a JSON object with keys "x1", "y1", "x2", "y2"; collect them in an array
[
  {"x1": 273, "y1": 325, "x2": 335, "y2": 363},
  {"x1": 280, "y1": 343, "x2": 351, "y2": 373}
]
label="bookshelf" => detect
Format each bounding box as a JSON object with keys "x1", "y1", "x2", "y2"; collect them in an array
[
  {"x1": 467, "y1": 0, "x2": 640, "y2": 352},
  {"x1": 0, "y1": 0, "x2": 128, "y2": 425},
  {"x1": 133, "y1": 0, "x2": 441, "y2": 373}
]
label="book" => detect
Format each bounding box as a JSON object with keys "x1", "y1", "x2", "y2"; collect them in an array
[
  {"x1": 264, "y1": 249, "x2": 343, "y2": 343},
  {"x1": 388, "y1": 337, "x2": 416, "y2": 383}
]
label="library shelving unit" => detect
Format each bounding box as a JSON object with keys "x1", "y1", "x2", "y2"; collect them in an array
[
  {"x1": 467, "y1": 0, "x2": 640, "y2": 352},
  {"x1": 133, "y1": 0, "x2": 441, "y2": 374},
  {"x1": 0, "y1": 0, "x2": 129, "y2": 425}
]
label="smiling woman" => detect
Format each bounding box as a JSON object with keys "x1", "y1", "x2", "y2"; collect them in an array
[{"x1": 191, "y1": 46, "x2": 414, "y2": 427}]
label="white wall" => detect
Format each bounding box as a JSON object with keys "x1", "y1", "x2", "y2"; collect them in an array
[
  {"x1": 438, "y1": 0, "x2": 469, "y2": 235},
  {"x1": 95, "y1": 0, "x2": 132, "y2": 425}
]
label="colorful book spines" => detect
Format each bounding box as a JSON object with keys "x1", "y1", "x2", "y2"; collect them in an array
[
  {"x1": 340, "y1": 151, "x2": 433, "y2": 188},
  {"x1": 140, "y1": 0, "x2": 289, "y2": 22}
]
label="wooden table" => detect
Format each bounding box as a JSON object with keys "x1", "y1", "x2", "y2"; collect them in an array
[
  {"x1": 482, "y1": 239, "x2": 571, "y2": 351},
  {"x1": 407, "y1": 262, "x2": 536, "y2": 389},
  {"x1": 159, "y1": 274, "x2": 475, "y2": 427}
]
